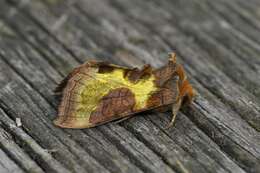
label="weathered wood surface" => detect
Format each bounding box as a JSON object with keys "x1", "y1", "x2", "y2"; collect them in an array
[{"x1": 0, "y1": 0, "x2": 259, "y2": 172}]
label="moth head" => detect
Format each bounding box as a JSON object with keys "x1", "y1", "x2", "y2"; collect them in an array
[
  {"x1": 168, "y1": 53, "x2": 179, "y2": 75},
  {"x1": 167, "y1": 53, "x2": 187, "y2": 83},
  {"x1": 168, "y1": 52, "x2": 177, "y2": 64}
]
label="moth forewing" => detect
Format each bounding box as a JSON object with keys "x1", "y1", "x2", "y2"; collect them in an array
[{"x1": 54, "y1": 53, "x2": 195, "y2": 129}]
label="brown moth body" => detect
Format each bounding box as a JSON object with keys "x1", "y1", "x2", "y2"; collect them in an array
[{"x1": 54, "y1": 53, "x2": 195, "y2": 129}]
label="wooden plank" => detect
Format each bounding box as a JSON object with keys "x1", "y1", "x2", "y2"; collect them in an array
[
  {"x1": 98, "y1": 1, "x2": 260, "y2": 171},
  {"x1": 0, "y1": 125, "x2": 44, "y2": 173},
  {"x1": 0, "y1": 149, "x2": 24, "y2": 173},
  {"x1": 0, "y1": 1, "x2": 193, "y2": 173},
  {"x1": 0, "y1": 108, "x2": 71, "y2": 173},
  {"x1": 0, "y1": 0, "x2": 259, "y2": 172},
  {"x1": 42, "y1": 0, "x2": 257, "y2": 172},
  {"x1": 0, "y1": 57, "x2": 110, "y2": 172},
  {"x1": 0, "y1": 2, "x2": 174, "y2": 172},
  {"x1": 104, "y1": 0, "x2": 260, "y2": 131}
]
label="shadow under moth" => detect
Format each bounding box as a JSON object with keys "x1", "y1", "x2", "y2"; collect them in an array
[{"x1": 54, "y1": 53, "x2": 195, "y2": 129}]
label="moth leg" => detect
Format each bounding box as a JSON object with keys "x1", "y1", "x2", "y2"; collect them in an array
[
  {"x1": 179, "y1": 80, "x2": 196, "y2": 104},
  {"x1": 165, "y1": 98, "x2": 182, "y2": 129},
  {"x1": 175, "y1": 64, "x2": 196, "y2": 103},
  {"x1": 176, "y1": 65, "x2": 186, "y2": 87},
  {"x1": 166, "y1": 75, "x2": 196, "y2": 129}
]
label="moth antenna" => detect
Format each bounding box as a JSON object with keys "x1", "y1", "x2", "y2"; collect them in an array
[{"x1": 165, "y1": 99, "x2": 182, "y2": 129}]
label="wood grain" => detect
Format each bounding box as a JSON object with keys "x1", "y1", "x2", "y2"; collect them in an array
[{"x1": 0, "y1": 0, "x2": 259, "y2": 172}]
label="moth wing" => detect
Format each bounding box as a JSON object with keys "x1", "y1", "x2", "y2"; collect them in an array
[
  {"x1": 54, "y1": 61, "x2": 180, "y2": 129},
  {"x1": 90, "y1": 64, "x2": 180, "y2": 126},
  {"x1": 87, "y1": 87, "x2": 138, "y2": 126},
  {"x1": 54, "y1": 62, "x2": 91, "y2": 94},
  {"x1": 54, "y1": 62, "x2": 156, "y2": 128},
  {"x1": 54, "y1": 60, "x2": 131, "y2": 95}
]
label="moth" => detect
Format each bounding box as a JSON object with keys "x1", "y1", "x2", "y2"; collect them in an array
[{"x1": 54, "y1": 53, "x2": 195, "y2": 129}]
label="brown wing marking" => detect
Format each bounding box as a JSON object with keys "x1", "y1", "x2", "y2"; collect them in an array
[
  {"x1": 147, "y1": 55, "x2": 180, "y2": 110},
  {"x1": 153, "y1": 56, "x2": 178, "y2": 87},
  {"x1": 54, "y1": 61, "x2": 96, "y2": 94},
  {"x1": 54, "y1": 61, "x2": 137, "y2": 128},
  {"x1": 89, "y1": 87, "x2": 136, "y2": 124},
  {"x1": 125, "y1": 64, "x2": 153, "y2": 83},
  {"x1": 54, "y1": 61, "x2": 101, "y2": 128},
  {"x1": 146, "y1": 87, "x2": 177, "y2": 109}
]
